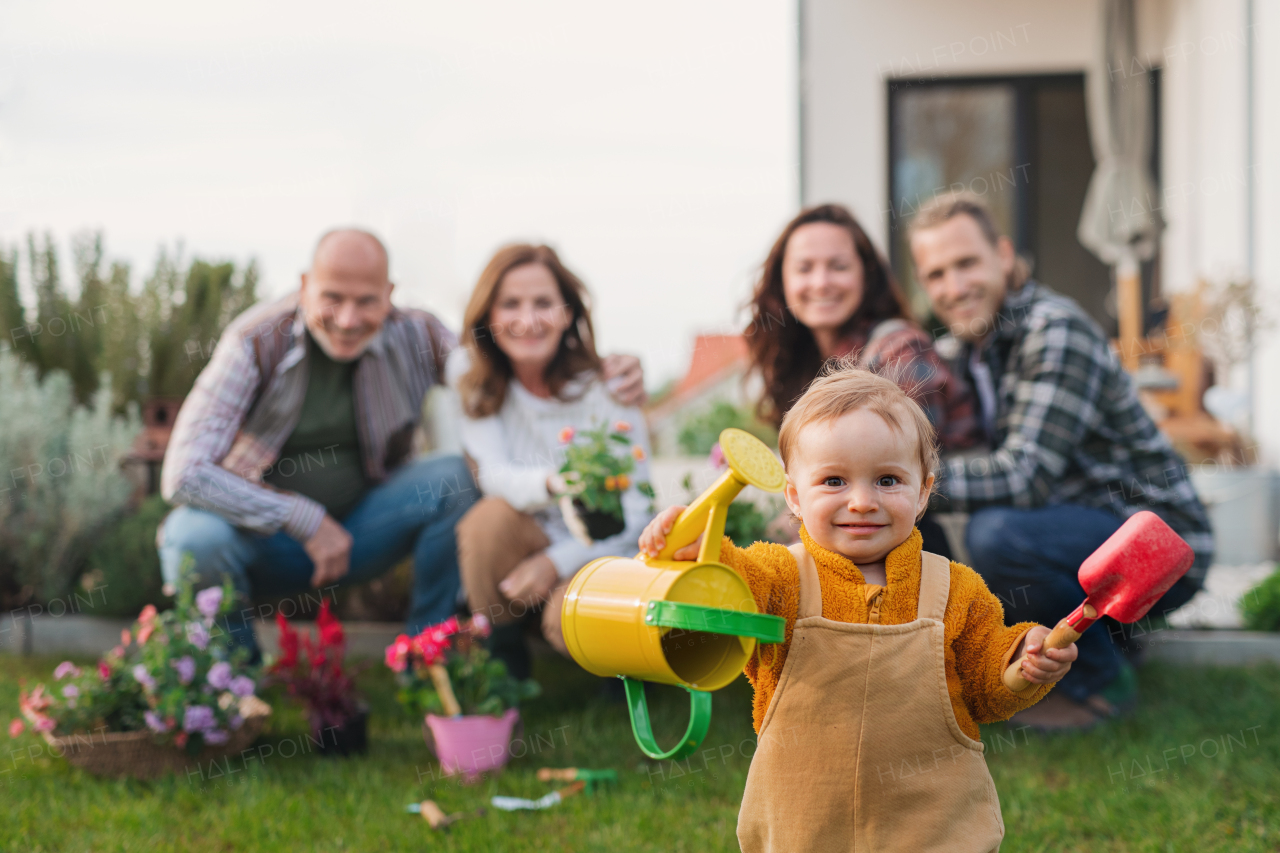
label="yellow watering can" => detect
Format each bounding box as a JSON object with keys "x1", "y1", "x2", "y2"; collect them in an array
[{"x1": 561, "y1": 428, "x2": 787, "y2": 760}]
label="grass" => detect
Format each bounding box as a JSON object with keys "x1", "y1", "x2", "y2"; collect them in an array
[{"x1": 1, "y1": 652, "x2": 1278, "y2": 852}]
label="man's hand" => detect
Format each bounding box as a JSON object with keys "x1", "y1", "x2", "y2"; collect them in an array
[
  {"x1": 498, "y1": 552, "x2": 560, "y2": 613},
  {"x1": 305, "y1": 515, "x2": 353, "y2": 588},
  {"x1": 601, "y1": 353, "x2": 646, "y2": 408},
  {"x1": 1013, "y1": 625, "x2": 1077, "y2": 685},
  {"x1": 638, "y1": 505, "x2": 701, "y2": 560}
]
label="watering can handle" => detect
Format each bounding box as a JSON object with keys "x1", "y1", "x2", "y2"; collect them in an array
[
  {"x1": 645, "y1": 600, "x2": 786, "y2": 643},
  {"x1": 622, "y1": 677, "x2": 712, "y2": 761}
]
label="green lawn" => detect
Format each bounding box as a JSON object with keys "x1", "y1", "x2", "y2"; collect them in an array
[{"x1": 2, "y1": 652, "x2": 1277, "y2": 852}]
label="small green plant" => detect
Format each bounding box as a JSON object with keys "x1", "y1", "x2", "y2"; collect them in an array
[
  {"x1": 677, "y1": 401, "x2": 777, "y2": 456},
  {"x1": 558, "y1": 420, "x2": 654, "y2": 522},
  {"x1": 1241, "y1": 566, "x2": 1280, "y2": 632},
  {"x1": 80, "y1": 495, "x2": 170, "y2": 617},
  {"x1": 385, "y1": 615, "x2": 540, "y2": 718}
]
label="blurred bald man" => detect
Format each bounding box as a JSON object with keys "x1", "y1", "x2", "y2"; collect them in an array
[{"x1": 160, "y1": 228, "x2": 645, "y2": 657}]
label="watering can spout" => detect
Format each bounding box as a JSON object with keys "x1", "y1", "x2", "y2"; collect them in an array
[
  {"x1": 652, "y1": 429, "x2": 788, "y2": 564},
  {"x1": 560, "y1": 428, "x2": 788, "y2": 760}
]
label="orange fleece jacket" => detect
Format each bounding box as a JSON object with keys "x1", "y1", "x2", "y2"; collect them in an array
[{"x1": 721, "y1": 526, "x2": 1052, "y2": 740}]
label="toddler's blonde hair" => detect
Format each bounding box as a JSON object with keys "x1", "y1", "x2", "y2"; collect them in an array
[{"x1": 777, "y1": 362, "x2": 940, "y2": 491}]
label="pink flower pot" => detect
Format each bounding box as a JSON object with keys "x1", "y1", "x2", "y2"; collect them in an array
[{"x1": 424, "y1": 707, "x2": 520, "y2": 782}]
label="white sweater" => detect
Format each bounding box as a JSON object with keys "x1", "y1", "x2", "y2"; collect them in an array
[{"x1": 444, "y1": 349, "x2": 653, "y2": 579}]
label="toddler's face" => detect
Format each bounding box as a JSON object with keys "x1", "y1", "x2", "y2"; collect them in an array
[{"x1": 783, "y1": 407, "x2": 933, "y2": 567}]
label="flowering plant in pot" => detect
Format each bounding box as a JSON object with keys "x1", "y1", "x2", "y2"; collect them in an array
[
  {"x1": 557, "y1": 420, "x2": 654, "y2": 544},
  {"x1": 385, "y1": 614, "x2": 540, "y2": 781},
  {"x1": 9, "y1": 577, "x2": 268, "y2": 779},
  {"x1": 267, "y1": 600, "x2": 368, "y2": 756}
]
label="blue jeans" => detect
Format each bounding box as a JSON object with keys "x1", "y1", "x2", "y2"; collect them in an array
[
  {"x1": 159, "y1": 454, "x2": 478, "y2": 655},
  {"x1": 965, "y1": 504, "x2": 1195, "y2": 703}
]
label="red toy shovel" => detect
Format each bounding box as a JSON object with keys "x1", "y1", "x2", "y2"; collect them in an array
[{"x1": 1002, "y1": 511, "x2": 1194, "y2": 696}]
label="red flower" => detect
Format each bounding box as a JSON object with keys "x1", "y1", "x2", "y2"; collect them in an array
[
  {"x1": 385, "y1": 634, "x2": 412, "y2": 672},
  {"x1": 317, "y1": 600, "x2": 344, "y2": 651},
  {"x1": 174, "y1": 731, "x2": 188, "y2": 748},
  {"x1": 97, "y1": 660, "x2": 111, "y2": 681},
  {"x1": 8, "y1": 719, "x2": 24, "y2": 739},
  {"x1": 275, "y1": 611, "x2": 300, "y2": 669},
  {"x1": 558, "y1": 426, "x2": 575, "y2": 444},
  {"x1": 411, "y1": 633, "x2": 447, "y2": 667}
]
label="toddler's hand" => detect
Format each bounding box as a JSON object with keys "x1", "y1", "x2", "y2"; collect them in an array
[
  {"x1": 1015, "y1": 625, "x2": 1077, "y2": 685},
  {"x1": 639, "y1": 505, "x2": 701, "y2": 560}
]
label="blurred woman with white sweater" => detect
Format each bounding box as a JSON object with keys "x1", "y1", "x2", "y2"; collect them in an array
[{"x1": 447, "y1": 244, "x2": 652, "y2": 679}]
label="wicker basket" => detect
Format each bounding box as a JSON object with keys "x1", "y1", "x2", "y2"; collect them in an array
[{"x1": 43, "y1": 696, "x2": 272, "y2": 781}]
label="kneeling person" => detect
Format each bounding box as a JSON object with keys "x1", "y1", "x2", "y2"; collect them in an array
[{"x1": 160, "y1": 229, "x2": 478, "y2": 655}]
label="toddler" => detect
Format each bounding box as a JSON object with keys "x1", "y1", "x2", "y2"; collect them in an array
[{"x1": 639, "y1": 368, "x2": 1076, "y2": 853}]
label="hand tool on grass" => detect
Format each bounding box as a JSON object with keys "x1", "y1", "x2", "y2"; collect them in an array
[
  {"x1": 490, "y1": 780, "x2": 586, "y2": 811},
  {"x1": 536, "y1": 767, "x2": 618, "y2": 793},
  {"x1": 405, "y1": 800, "x2": 485, "y2": 830},
  {"x1": 1002, "y1": 511, "x2": 1194, "y2": 697}
]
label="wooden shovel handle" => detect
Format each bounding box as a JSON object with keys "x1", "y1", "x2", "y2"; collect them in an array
[
  {"x1": 1002, "y1": 617, "x2": 1083, "y2": 697},
  {"x1": 428, "y1": 664, "x2": 462, "y2": 716},
  {"x1": 538, "y1": 768, "x2": 579, "y2": 782}
]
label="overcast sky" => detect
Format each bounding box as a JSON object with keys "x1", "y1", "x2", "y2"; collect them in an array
[{"x1": 0, "y1": 0, "x2": 797, "y2": 385}]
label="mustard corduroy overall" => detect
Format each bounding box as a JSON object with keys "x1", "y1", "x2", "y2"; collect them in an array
[{"x1": 736, "y1": 544, "x2": 1004, "y2": 852}]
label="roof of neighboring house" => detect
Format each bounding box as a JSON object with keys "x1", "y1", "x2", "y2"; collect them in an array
[{"x1": 648, "y1": 334, "x2": 749, "y2": 420}]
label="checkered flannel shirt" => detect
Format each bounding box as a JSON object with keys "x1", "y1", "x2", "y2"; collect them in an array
[
  {"x1": 161, "y1": 293, "x2": 455, "y2": 541},
  {"x1": 935, "y1": 280, "x2": 1214, "y2": 585}
]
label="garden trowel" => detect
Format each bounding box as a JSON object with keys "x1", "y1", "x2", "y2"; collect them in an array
[{"x1": 1002, "y1": 511, "x2": 1194, "y2": 696}]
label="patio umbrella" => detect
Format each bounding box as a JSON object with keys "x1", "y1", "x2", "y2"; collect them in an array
[{"x1": 1077, "y1": 0, "x2": 1163, "y2": 371}]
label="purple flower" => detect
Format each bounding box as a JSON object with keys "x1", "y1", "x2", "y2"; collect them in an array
[
  {"x1": 132, "y1": 665, "x2": 156, "y2": 692},
  {"x1": 195, "y1": 587, "x2": 223, "y2": 620},
  {"x1": 186, "y1": 621, "x2": 210, "y2": 651},
  {"x1": 204, "y1": 729, "x2": 229, "y2": 745},
  {"x1": 61, "y1": 685, "x2": 80, "y2": 699},
  {"x1": 229, "y1": 676, "x2": 255, "y2": 698},
  {"x1": 144, "y1": 711, "x2": 170, "y2": 733},
  {"x1": 206, "y1": 662, "x2": 232, "y2": 690},
  {"x1": 172, "y1": 656, "x2": 196, "y2": 685},
  {"x1": 182, "y1": 705, "x2": 216, "y2": 733},
  {"x1": 53, "y1": 661, "x2": 81, "y2": 680},
  {"x1": 228, "y1": 714, "x2": 244, "y2": 731}
]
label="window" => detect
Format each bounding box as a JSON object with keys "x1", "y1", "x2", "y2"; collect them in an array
[{"x1": 887, "y1": 72, "x2": 1161, "y2": 334}]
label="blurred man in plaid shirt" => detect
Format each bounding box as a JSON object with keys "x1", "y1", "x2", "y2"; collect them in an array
[{"x1": 909, "y1": 192, "x2": 1212, "y2": 731}]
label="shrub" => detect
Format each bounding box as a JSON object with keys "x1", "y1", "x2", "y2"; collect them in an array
[
  {"x1": 1241, "y1": 566, "x2": 1280, "y2": 632},
  {"x1": 0, "y1": 352, "x2": 139, "y2": 608},
  {"x1": 80, "y1": 495, "x2": 170, "y2": 617},
  {"x1": 676, "y1": 401, "x2": 777, "y2": 456}
]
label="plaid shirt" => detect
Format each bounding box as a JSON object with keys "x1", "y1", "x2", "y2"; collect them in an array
[
  {"x1": 161, "y1": 293, "x2": 455, "y2": 541},
  {"x1": 935, "y1": 281, "x2": 1214, "y2": 585}
]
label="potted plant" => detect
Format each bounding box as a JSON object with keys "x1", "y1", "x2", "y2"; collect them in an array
[
  {"x1": 268, "y1": 600, "x2": 368, "y2": 756},
  {"x1": 9, "y1": 577, "x2": 269, "y2": 780},
  {"x1": 386, "y1": 614, "x2": 540, "y2": 782},
  {"x1": 557, "y1": 420, "x2": 655, "y2": 544}
]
